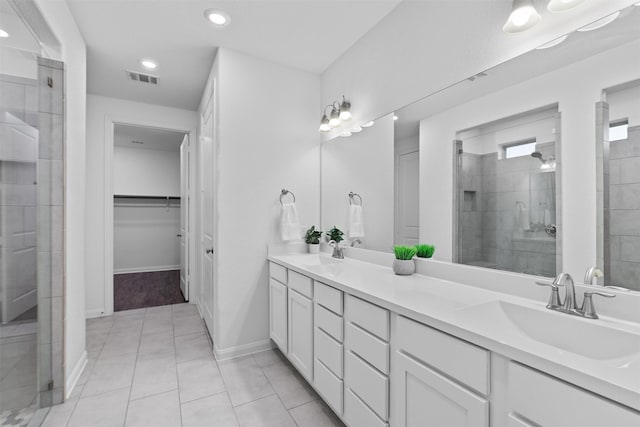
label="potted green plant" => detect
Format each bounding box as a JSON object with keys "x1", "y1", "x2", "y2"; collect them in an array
[
  {"x1": 325, "y1": 226, "x2": 344, "y2": 244},
  {"x1": 415, "y1": 244, "x2": 435, "y2": 258},
  {"x1": 393, "y1": 245, "x2": 418, "y2": 275},
  {"x1": 304, "y1": 226, "x2": 323, "y2": 254}
]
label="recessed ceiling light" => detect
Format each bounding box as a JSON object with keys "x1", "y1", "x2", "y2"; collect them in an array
[
  {"x1": 204, "y1": 9, "x2": 230, "y2": 27},
  {"x1": 0, "y1": 29, "x2": 9, "y2": 38},
  {"x1": 503, "y1": 0, "x2": 541, "y2": 33},
  {"x1": 362, "y1": 120, "x2": 375, "y2": 128},
  {"x1": 547, "y1": 0, "x2": 585, "y2": 13},
  {"x1": 140, "y1": 59, "x2": 158, "y2": 70},
  {"x1": 577, "y1": 11, "x2": 620, "y2": 32},
  {"x1": 536, "y1": 35, "x2": 568, "y2": 49},
  {"x1": 393, "y1": 115, "x2": 399, "y2": 121}
]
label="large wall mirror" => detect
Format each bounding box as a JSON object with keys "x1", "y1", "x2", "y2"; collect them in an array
[{"x1": 321, "y1": 3, "x2": 640, "y2": 285}]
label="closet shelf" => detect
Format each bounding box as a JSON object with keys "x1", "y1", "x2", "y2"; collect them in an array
[{"x1": 113, "y1": 195, "x2": 181, "y2": 200}]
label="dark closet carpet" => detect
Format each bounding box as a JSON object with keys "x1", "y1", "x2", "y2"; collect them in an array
[{"x1": 114, "y1": 270, "x2": 185, "y2": 311}]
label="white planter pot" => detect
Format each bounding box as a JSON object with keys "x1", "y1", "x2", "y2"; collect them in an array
[
  {"x1": 393, "y1": 259, "x2": 415, "y2": 275},
  {"x1": 308, "y1": 244, "x2": 320, "y2": 254}
]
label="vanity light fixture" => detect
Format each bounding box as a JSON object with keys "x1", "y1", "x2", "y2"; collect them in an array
[
  {"x1": 361, "y1": 120, "x2": 375, "y2": 128},
  {"x1": 503, "y1": 0, "x2": 541, "y2": 33},
  {"x1": 536, "y1": 34, "x2": 568, "y2": 49},
  {"x1": 0, "y1": 28, "x2": 8, "y2": 38},
  {"x1": 547, "y1": 0, "x2": 585, "y2": 13},
  {"x1": 350, "y1": 125, "x2": 363, "y2": 133},
  {"x1": 204, "y1": 9, "x2": 230, "y2": 27},
  {"x1": 577, "y1": 11, "x2": 620, "y2": 32},
  {"x1": 140, "y1": 59, "x2": 158, "y2": 70},
  {"x1": 340, "y1": 131, "x2": 352, "y2": 137},
  {"x1": 318, "y1": 96, "x2": 352, "y2": 132}
]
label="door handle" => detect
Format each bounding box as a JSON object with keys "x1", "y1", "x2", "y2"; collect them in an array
[{"x1": 205, "y1": 248, "x2": 214, "y2": 254}]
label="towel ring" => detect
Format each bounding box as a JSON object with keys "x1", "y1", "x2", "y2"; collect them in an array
[
  {"x1": 280, "y1": 189, "x2": 296, "y2": 205},
  {"x1": 349, "y1": 192, "x2": 363, "y2": 206}
]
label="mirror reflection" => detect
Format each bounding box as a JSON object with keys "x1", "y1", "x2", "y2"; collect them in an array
[{"x1": 454, "y1": 106, "x2": 560, "y2": 277}]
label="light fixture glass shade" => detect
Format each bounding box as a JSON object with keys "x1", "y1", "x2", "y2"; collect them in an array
[
  {"x1": 536, "y1": 34, "x2": 568, "y2": 49},
  {"x1": 0, "y1": 29, "x2": 9, "y2": 38},
  {"x1": 577, "y1": 11, "x2": 620, "y2": 32},
  {"x1": 350, "y1": 126, "x2": 363, "y2": 133},
  {"x1": 503, "y1": 0, "x2": 542, "y2": 33},
  {"x1": 319, "y1": 115, "x2": 331, "y2": 132},
  {"x1": 361, "y1": 120, "x2": 375, "y2": 128},
  {"x1": 339, "y1": 98, "x2": 351, "y2": 121},
  {"x1": 329, "y1": 107, "x2": 341, "y2": 127},
  {"x1": 340, "y1": 131, "x2": 352, "y2": 137},
  {"x1": 547, "y1": 0, "x2": 586, "y2": 13}
]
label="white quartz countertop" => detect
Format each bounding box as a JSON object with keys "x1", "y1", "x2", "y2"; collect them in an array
[{"x1": 268, "y1": 253, "x2": 640, "y2": 411}]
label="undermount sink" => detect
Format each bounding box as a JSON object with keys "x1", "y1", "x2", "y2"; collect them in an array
[{"x1": 456, "y1": 300, "x2": 640, "y2": 361}]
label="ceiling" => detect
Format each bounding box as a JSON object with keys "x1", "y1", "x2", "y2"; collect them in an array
[
  {"x1": 114, "y1": 123, "x2": 186, "y2": 151},
  {"x1": 67, "y1": 0, "x2": 401, "y2": 111}
]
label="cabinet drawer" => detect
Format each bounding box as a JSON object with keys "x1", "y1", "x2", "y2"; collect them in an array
[
  {"x1": 346, "y1": 295, "x2": 389, "y2": 341},
  {"x1": 314, "y1": 359, "x2": 343, "y2": 416},
  {"x1": 314, "y1": 281, "x2": 343, "y2": 315},
  {"x1": 345, "y1": 351, "x2": 389, "y2": 421},
  {"x1": 345, "y1": 389, "x2": 387, "y2": 427},
  {"x1": 315, "y1": 303, "x2": 343, "y2": 342},
  {"x1": 288, "y1": 270, "x2": 313, "y2": 299},
  {"x1": 346, "y1": 322, "x2": 389, "y2": 374},
  {"x1": 508, "y1": 362, "x2": 640, "y2": 427},
  {"x1": 269, "y1": 262, "x2": 287, "y2": 284},
  {"x1": 396, "y1": 315, "x2": 489, "y2": 395},
  {"x1": 315, "y1": 327, "x2": 343, "y2": 378}
]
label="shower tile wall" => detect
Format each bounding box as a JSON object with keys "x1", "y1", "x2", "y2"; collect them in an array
[
  {"x1": 459, "y1": 146, "x2": 557, "y2": 277},
  {"x1": 609, "y1": 125, "x2": 640, "y2": 290}
]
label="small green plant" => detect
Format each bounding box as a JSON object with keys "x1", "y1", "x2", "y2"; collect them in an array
[
  {"x1": 326, "y1": 226, "x2": 344, "y2": 244},
  {"x1": 415, "y1": 244, "x2": 435, "y2": 258},
  {"x1": 394, "y1": 245, "x2": 417, "y2": 260},
  {"x1": 304, "y1": 226, "x2": 322, "y2": 244}
]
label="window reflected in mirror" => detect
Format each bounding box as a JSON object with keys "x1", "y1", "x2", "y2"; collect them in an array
[{"x1": 454, "y1": 105, "x2": 561, "y2": 277}]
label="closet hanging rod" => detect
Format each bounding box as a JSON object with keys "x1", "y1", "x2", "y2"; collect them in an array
[{"x1": 113, "y1": 195, "x2": 181, "y2": 200}]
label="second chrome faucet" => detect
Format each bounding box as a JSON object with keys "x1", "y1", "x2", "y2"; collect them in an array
[{"x1": 536, "y1": 272, "x2": 615, "y2": 319}]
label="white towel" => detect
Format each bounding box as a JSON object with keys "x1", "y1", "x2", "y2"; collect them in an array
[
  {"x1": 280, "y1": 202, "x2": 301, "y2": 241},
  {"x1": 348, "y1": 204, "x2": 365, "y2": 238}
]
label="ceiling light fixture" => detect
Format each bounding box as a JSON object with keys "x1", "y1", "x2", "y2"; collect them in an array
[
  {"x1": 318, "y1": 96, "x2": 352, "y2": 133},
  {"x1": 0, "y1": 29, "x2": 9, "y2": 38},
  {"x1": 140, "y1": 59, "x2": 158, "y2": 70},
  {"x1": 361, "y1": 121, "x2": 375, "y2": 128},
  {"x1": 204, "y1": 9, "x2": 230, "y2": 27},
  {"x1": 577, "y1": 11, "x2": 620, "y2": 32},
  {"x1": 547, "y1": 0, "x2": 586, "y2": 13},
  {"x1": 340, "y1": 131, "x2": 352, "y2": 138},
  {"x1": 350, "y1": 126, "x2": 363, "y2": 133},
  {"x1": 503, "y1": 0, "x2": 542, "y2": 33},
  {"x1": 536, "y1": 34, "x2": 569, "y2": 49},
  {"x1": 393, "y1": 115, "x2": 399, "y2": 121}
]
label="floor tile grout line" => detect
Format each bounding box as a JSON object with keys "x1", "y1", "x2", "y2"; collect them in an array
[
  {"x1": 172, "y1": 305, "x2": 185, "y2": 427},
  {"x1": 211, "y1": 349, "x2": 243, "y2": 426},
  {"x1": 255, "y1": 353, "x2": 301, "y2": 427},
  {"x1": 120, "y1": 312, "x2": 145, "y2": 427}
]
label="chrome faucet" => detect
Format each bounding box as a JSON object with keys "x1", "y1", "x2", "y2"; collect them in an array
[
  {"x1": 584, "y1": 266, "x2": 603, "y2": 286},
  {"x1": 329, "y1": 240, "x2": 344, "y2": 259},
  {"x1": 350, "y1": 239, "x2": 362, "y2": 247},
  {"x1": 536, "y1": 272, "x2": 615, "y2": 319}
]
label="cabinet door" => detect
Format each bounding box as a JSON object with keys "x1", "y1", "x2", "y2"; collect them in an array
[
  {"x1": 288, "y1": 289, "x2": 314, "y2": 381},
  {"x1": 393, "y1": 352, "x2": 489, "y2": 427},
  {"x1": 269, "y1": 279, "x2": 287, "y2": 353}
]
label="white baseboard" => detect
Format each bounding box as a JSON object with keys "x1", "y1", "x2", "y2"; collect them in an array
[
  {"x1": 114, "y1": 265, "x2": 180, "y2": 274},
  {"x1": 85, "y1": 308, "x2": 107, "y2": 319},
  {"x1": 214, "y1": 339, "x2": 274, "y2": 361},
  {"x1": 65, "y1": 350, "x2": 87, "y2": 400}
]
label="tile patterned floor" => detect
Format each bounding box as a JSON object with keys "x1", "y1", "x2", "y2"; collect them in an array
[
  {"x1": 0, "y1": 328, "x2": 37, "y2": 416},
  {"x1": 40, "y1": 304, "x2": 345, "y2": 427}
]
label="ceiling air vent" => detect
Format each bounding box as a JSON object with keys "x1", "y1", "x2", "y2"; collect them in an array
[
  {"x1": 131, "y1": 140, "x2": 144, "y2": 145},
  {"x1": 126, "y1": 70, "x2": 158, "y2": 85}
]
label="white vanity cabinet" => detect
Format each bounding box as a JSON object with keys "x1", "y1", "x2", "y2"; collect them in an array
[
  {"x1": 287, "y1": 270, "x2": 314, "y2": 381},
  {"x1": 269, "y1": 263, "x2": 288, "y2": 353},
  {"x1": 344, "y1": 295, "x2": 391, "y2": 427},
  {"x1": 313, "y1": 281, "x2": 345, "y2": 415},
  {"x1": 506, "y1": 362, "x2": 640, "y2": 427},
  {"x1": 392, "y1": 315, "x2": 490, "y2": 427}
]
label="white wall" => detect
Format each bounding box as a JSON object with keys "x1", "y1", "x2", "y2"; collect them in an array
[
  {"x1": 321, "y1": 0, "x2": 635, "y2": 132},
  {"x1": 420, "y1": 40, "x2": 640, "y2": 281},
  {"x1": 85, "y1": 95, "x2": 198, "y2": 317},
  {"x1": 608, "y1": 84, "x2": 640, "y2": 126},
  {"x1": 203, "y1": 48, "x2": 320, "y2": 356},
  {"x1": 113, "y1": 146, "x2": 180, "y2": 197},
  {"x1": 322, "y1": 113, "x2": 394, "y2": 251},
  {"x1": 34, "y1": 0, "x2": 87, "y2": 398}
]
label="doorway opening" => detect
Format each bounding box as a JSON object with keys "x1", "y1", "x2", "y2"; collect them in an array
[{"x1": 112, "y1": 123, "x2": 190, "y2": 311}]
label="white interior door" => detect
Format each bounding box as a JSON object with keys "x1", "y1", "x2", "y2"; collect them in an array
[
  {"x1": 179, "y1": 135, "x2": 189, "y2": 301},
  {"x1": 395, "y1": 148, "x2": 420, "y2": 245},
  {"x1": 200, "y1": 94, "x2": 215, "y2": 337}
]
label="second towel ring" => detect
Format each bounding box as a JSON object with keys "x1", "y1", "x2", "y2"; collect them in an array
[
  {"x1": 280, "y1": 189, "x2": 296, "y2": 205},
  {"x1": 349, "y1": 192, "x2": 363, "y2": 206}
]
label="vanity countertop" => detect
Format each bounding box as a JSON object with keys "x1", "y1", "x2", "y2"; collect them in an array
[{"x1": 268, "y1": 252, "x2": 640, "y2": 411}]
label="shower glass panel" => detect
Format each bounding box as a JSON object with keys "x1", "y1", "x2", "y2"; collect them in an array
[{"x1": 454, "y1": 106, "x2": 561, "y2": 278}]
